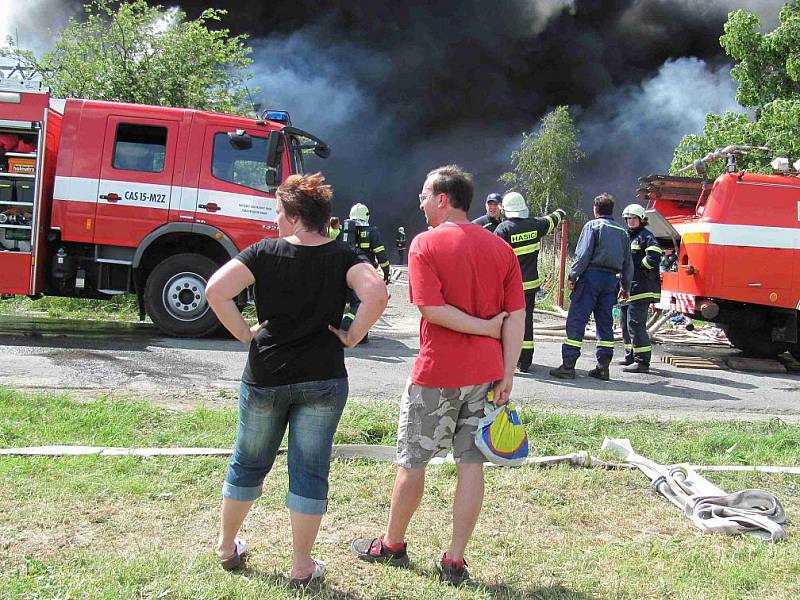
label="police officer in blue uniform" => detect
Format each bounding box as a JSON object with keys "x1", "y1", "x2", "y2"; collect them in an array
[
  {"x1": 341, "y1": 202, "x2": 390, "y2": 344},
  {"x1": 550, "y1": 193, "x2": 633, "y2": 381},
  {"x1": 619, "y1": 203, "x2": 662, "y2": 373}
]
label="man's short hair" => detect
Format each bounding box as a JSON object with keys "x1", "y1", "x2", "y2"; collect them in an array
[
  {"x1": 594, "y1": 192, "x2": 614, "y2": 216},
  {"x1": 427, "y1": 165, "x2": 474, "y2": 212}
]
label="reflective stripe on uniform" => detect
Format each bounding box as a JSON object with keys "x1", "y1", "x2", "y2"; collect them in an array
[
  {"x1": 624, "y1": 344, "x2": 633, "y2": 350},
  {"x1": 514, "y1": 242, "x2": 541, "y2": 256},
  {"x1": 564, "y1": 338, "x2": 583, "y2": 348},
  {"x1": 521, "y1": 341, "x2": 535, "y2": 349},
  {"x1": 483, "y1": 222, "x2": 493, "y2": 228},
  {"x1": 633, "y1": 345, "x2": 652, "y2": 353},
  {"x1": 545, "y1": 215, "x2": 555, "y2": 234},
  {"x1": 359, "y1": 242, "x2": 371, "y2": 249},
  {"x1": 604, "y1": 222, "x2": 627, "y2": 233},
  {"x1": 360, "y1": 231, "x2": 369, "y2": 237},
  {"x1": 343, "y1": 313, "x2": 355, "y2": 320},
  {"x1": 373, "y1": 245, "x2": 385, "y2": 253},
  {"x1": 627, "y1": 292, "x2": 660, "y2": 302},
  {"x1": 642, "y1": 256, "x2": 655, "y2": 269},
  {"x1": 596, "y1": 340, "x2": 615, "y2": 348},
  {"x1": 522, "y1": 279, "x2": 541, "y2": 290},
  {"x1": 380, "y1": 261, "x2": 390, "y2": 268},
  {"x1": 645, "y1": 245, "x2": 663, "y2": 253}
]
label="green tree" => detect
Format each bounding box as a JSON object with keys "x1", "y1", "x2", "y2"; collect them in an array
[
  {"x1": 670, "y1": 2, "x2": 800, "y2": 177},
  {"x1": 1, "y1": 0, "x2": 253, "y2": 114},
  {"x1": 500, "y1": 105, "x2": 585, "y2": 219}
]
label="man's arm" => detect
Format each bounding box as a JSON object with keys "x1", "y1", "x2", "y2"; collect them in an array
[
  {"x1": 491, "y1": 308, "x2": 525, "y2": 405},
  {"x1": 418, "y1": 305, "x2": 506, "y2": 339},
  {"x1": 370, "y1": 229, "x2": 391, "y2": 282},
  {"x1": 544, "y1": 208, "x2": 566, "y2": 235},
  {"x1": 568, "y1": 222, "x2": 595, "y2": 283}
]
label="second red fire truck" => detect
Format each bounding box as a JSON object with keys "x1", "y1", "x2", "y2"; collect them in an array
[{"x1": 0, "y1": 77, "x2": 329, "y2": 337}]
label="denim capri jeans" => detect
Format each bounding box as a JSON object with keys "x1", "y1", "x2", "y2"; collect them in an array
[{"x1": 223, "y1": 377, "x2": 348, "y2": 515}]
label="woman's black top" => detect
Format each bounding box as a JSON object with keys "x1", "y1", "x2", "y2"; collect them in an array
[{"x1": 236, "y1": 238, "x2": 367, "y2": 387}]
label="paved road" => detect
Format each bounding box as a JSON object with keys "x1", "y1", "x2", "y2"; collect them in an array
[{"x1": 1, "y1": 286, "x2": 798, "y2": 420}]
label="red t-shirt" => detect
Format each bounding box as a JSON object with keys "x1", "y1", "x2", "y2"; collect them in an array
[{"x1": 408, "y1": 222, "x2": 525, "y2": 388}]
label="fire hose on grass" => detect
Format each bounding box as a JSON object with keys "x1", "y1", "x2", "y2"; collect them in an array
[{"x1": 2, "y1": 440, "x2": 787, "y2": 541}]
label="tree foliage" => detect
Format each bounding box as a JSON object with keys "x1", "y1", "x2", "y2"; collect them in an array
[
  {"x1": 500, "y1": 106, "x2": 585, "y2": 220},
  {"x1": 1, "y1": 0, "x2": 253, "y2": 114},
  {"x1": 670, "y1": 2, "x2": 800, "y2": 177}
]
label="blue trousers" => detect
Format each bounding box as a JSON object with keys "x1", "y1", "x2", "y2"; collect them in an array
[
  {"x1": 621, "y1": 300, "x2": 652, "y2": 365},
  {"x1": 561, "y1": 269, "x2": 618, "y2": 369}
]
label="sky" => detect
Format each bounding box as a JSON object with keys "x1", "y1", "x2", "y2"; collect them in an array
[{"x1": 0, "y1": 0, "x2": 788, "y2": 239}]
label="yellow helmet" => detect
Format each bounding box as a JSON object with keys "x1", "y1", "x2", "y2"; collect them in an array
[{"x1": 350, "y1": 203, "x2": 370, "y2": 224}]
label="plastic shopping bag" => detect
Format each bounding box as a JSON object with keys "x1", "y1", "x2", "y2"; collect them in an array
[{"x1": 474, "y1": 401, "x2": 529, "y2": 466}]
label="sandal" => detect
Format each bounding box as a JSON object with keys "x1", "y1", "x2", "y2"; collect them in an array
[
  {"x1": 290, "y1": 557, "x2": 326, "y2": 587},
  {"x1": 220, "y1": 538, "x2": 247, "y2": 572}
]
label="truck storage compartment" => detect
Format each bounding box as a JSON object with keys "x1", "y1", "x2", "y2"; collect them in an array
[{"x1": 14, "y1": 180, "x2": 34, "y2": 203}]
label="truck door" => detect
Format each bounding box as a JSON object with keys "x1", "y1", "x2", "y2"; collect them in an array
[
  {"x1": 94, "y1": 116, "x2": 179, "y2": 246},
  {"x1": 196, "y1": 124, "x2": 283, "y2": 248}
]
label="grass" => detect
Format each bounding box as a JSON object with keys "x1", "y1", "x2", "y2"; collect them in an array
[
  {"x1": 0, "y1": 294, "x2": 141, "y2": 321},
  {"x1": 1, "y1": 389, "x2": 799, "y2": 599}
]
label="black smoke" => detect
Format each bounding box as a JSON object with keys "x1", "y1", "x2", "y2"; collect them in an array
[{"x1": 92, "y1": 1, "x2": 785, "y2": 245}]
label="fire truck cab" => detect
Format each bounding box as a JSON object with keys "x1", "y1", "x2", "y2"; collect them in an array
[
  {"x1": 0, "y1": 79, "x2": 329, "y2": 337},
  {"x1": 639, "y1": 150, "x2": 800, "y2": 359}
]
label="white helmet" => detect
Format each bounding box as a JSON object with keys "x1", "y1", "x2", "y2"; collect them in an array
[
  {"x1": 349, "y1": 203, "x2": 370, "y2": 224},
  {"x1": 622, "y1": 203, "x2": 646, "y2": 220},
  {"x1": 502, "y1": 191, "x2": 528, "y2": 218}
]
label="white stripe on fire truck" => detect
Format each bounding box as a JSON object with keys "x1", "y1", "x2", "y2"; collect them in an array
[
  {"x1": 674, "y1": 222, "x2": 800, "y2": 250},
  {"x1": 53, "y1": 176, "x2": 278, "y2": 223}
]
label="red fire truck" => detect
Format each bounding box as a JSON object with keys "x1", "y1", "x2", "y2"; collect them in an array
[
  {"x1": 0, "y1": 78, "x2": 329, "y2": 337},
  {"x1": 639, "y1": 146, "x2": 800, "y2": 359}
]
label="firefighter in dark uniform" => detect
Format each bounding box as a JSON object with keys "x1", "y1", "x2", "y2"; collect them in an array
[
  {"x1": 471, "y1": 192, "x2": 504, "y2": 232},
  {"x1": 550, "y1": 193, "x2": 633, "y2": 381},
  {"x1": 619, "y1": 203, "x2": 662, "y2": 373},
  {"x1": 341, "y1": 202, "x2": 390, "y2": 344},
  {"x1": 396, "y1": 226, "x2": 407, "y2": 265},
  {"x1": 494, "y1": 191, "x2": 565, "y2": 373}
]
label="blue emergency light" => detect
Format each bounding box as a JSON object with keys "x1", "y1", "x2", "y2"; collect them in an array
[{"x1": 263, "y1": 110, "x2": 290, "y2": 123}]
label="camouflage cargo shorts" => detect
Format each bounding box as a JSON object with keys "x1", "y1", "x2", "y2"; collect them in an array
[{"x1": 396, "y1": 378, "x2": 492, "y2": 468}]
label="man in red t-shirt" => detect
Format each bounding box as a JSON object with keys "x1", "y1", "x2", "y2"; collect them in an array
[{"x1": 352, "y1": 165, "x2": 525, "y2": 585}]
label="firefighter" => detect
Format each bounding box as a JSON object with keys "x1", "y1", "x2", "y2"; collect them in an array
[
  {"x1": 340, "y1": 202, "x2": 390, "y2": 343},
  {"x1": 494, "y1": 192, "x2": 565, "y2": 372},
  {"x1": 550, "y1": 193, "x2": 633, "y2": 381},
  {"x1": 328, "y1": 216, "x2": 341, "y2": 239},
  {"x1": 619, "y1": 203, "x2": 662, "y2": 373},
  {"x1": 471, "y1": 192, "x2": 504, "y2": 232},
  {"x1": 396, "y1": 226, "x2": 407, "y2": 265}
]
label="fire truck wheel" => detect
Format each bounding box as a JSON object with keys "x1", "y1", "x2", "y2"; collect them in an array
[
  {"x1": 722, "y1": 320, "x2": 788, "y2": 358},
  {"x1": 144, "y1": 253, "x2": 222, "y2": 338}
]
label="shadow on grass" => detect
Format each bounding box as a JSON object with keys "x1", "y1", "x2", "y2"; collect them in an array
[
  {"x1": 408, "y1": 563, "x2": 599, "y2": 599},
  {"x1": 241, "y1": 569, "x2": 364, "y2": 599}
]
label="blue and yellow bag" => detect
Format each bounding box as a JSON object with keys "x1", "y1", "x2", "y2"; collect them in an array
[{"x1": 474, "y1": 401, "x2": 529, "y2": 466}]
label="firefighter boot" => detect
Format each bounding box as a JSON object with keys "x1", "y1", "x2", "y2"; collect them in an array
[
  {"x1": 618, "y1": 353, "x2": 634, "y2": 366},
  {"x1": 549, "y1": 365, "x2": 575, "y2": 379},
  {"x1": 587, "y1": 366, "x2": 610, "y2": 381},
  {"x1": 622, "y1": 362, "x2": 649, "y2": 374}
]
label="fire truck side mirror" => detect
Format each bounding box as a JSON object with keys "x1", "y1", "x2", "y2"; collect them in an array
[
  {"x1": 314, "y1": 144, "x2": 331, "y2": 159},
  {"x1": 265, "y1": 131, "x2": 282, "y2": 189},
  {"x1": 227, "y1": 130, "x2": 252, "y2": 151}
]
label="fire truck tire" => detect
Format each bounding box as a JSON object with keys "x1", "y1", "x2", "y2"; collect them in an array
[
  {"x1": 144, "y1": 253, "x2": 222, "y2": 338},
  {"x1": 722, "y1": 320, "x2": 788, "y2": 358}
]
